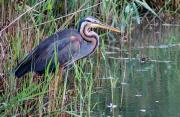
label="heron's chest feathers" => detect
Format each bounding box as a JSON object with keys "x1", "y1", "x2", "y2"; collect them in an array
[{"x1": 69, "y1": 35, "x2": 81, "y2": 50}]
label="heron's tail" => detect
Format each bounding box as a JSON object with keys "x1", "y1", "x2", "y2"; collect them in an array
[{"x1": 14, "y1": 60, "x2": 31, "y2": 78}]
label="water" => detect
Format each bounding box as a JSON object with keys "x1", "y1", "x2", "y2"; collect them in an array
[{"x1": 91, "y1": 25, "x2": 180, "y2": 117}]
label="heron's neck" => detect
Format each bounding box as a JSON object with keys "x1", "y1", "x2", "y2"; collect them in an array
[{"x1": 79, "y1": 22, "x2": 99, "y2": 48}]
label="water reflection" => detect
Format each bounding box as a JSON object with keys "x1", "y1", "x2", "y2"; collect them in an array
[{"x1": 92, "y1": 25, "x2": 180, "y2": 117}]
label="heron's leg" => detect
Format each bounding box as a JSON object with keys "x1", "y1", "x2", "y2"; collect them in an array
[
  {"x1": 48, "y1": 75, "x2": 56, "y2": 113},
  {"x1": 54, "y1": 66, "x2": 63, "y2": 99},
  {"x1": 48, "y1": 66, "x2": 63, "y2": 113}
]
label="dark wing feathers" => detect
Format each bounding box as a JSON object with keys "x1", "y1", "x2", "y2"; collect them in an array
[
  {"x1": 34, "y1": 38, "x2": 72, "y2": 72},
  {"x1": 14, "y1": 29, "x2": 82, "y2": 77}
]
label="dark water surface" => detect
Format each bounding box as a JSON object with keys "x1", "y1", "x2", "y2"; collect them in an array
[{"x1": 92, "y1": 25, "x2": 180, "y2": 117}]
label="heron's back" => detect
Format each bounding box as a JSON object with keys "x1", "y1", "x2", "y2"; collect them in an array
[{"x1": 14, "y1": 29, "x2": 83, "y2": 77}]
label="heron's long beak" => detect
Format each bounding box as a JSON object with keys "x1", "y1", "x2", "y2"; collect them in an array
[{"x1": 91, "y1": 23, "x2": 121, "y2": 33}]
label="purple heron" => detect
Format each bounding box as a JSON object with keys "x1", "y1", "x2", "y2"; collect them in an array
[{"x1": 14, "y1": 16, "x2": 120, "y2": 77}]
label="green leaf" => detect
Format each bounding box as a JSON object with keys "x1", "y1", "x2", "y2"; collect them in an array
[
  {"x1": 132, "y1": 2, "x2": 140, "y2": 24},
  {"x1": 47, "y1": 2, "x2": 52, "y2": 11},
  {"x1": 135, "y1": 0, "x2": 158, "y2": 17}
]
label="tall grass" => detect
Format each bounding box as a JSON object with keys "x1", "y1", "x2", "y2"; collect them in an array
[{"x1": 0, "y1": 0, "x2": 180, "y2": 116}]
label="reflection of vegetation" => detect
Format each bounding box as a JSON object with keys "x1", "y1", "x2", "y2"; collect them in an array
[{"x1": 0, "y1": 0, "x2": 180, "y2": 116}]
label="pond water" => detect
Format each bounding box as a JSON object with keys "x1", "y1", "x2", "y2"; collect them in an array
[{"x1": 91, "y1": 24, "x2": 180, "y2": 117}]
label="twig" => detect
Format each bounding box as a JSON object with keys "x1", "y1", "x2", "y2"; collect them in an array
[
  {"x1": 0, "y1": 43, "x2": 5, "y2": 59},
  {"x1": 0, "y1": 0, "x2": 46, "y2": 36},
  {"x1": 162, "y1": 23, "x2": 180, "y2": 27},
  {"x1": 58, "y1": 0, "x2": 91, "y2": 31},
  {"x1": 22, "y1": 1, "x2": 103, "y2": 30}
]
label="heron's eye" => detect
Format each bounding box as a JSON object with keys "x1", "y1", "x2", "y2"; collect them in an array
[
  {"x1": 94, "y1": 20, "x2": 100, "y2": 24},
  {"x1": 85, "y1": 20, "x2": 91, "y2": 22}
]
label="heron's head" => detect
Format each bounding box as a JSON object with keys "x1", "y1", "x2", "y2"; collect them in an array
[{"x1": 78, "y1": 16, "x2": 120, "y2": 33}]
